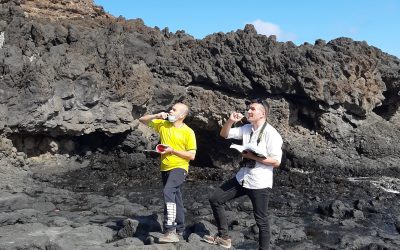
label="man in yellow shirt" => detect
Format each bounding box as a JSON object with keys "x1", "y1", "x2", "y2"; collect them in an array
[{"x1": 139, "y1": 103, "x2": 197, "y2": 243}]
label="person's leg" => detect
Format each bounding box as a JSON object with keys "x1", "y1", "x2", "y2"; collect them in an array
[
  {"x1": 209, "y1": 177, "x2": 245, "y2": 237},
  {"x1": 161, "y1": 170, "x2": 170, "y2": 232},
  {"x1": 174, "y1": 170, "x2": 187, "y2": 234},
  {"x1": 161, "y1": 168, "x2": 187, "y2": 233},
  {"x1": 247, "y1": 188, "x2": 271, "y2": 250}
]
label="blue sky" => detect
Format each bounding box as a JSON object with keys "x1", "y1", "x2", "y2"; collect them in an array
[{"x1": 94, "y1": 0, "x2": 400, "y2": 58}]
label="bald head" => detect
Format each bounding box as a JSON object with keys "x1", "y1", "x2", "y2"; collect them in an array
[
  {"x1": 170, "y1": 103, "x2": 190, "y2": 121},
  {"x1": 175, "y1": 103, "x2": 189, "y2": 115}
]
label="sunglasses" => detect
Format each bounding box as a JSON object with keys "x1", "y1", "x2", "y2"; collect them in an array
[{"x1": 247, "y1": 98, "x2": 270, "y2": 114}]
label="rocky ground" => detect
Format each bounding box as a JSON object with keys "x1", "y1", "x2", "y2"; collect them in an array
[
  {"x1": 1, "y1": 0, "x2": 400, "y2": 249},
  {"x1": 0, "y1": 146, "x2": 399, "y2": 250}
]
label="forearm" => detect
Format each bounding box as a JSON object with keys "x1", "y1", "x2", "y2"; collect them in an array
[
  {"x1": 220, "y1": 120, "x2": 235, "y2": 138},
  {"x1": 258, "y1": 157, "x2": 280, "y2": 168},
  {"x1": 139, "y1": 114, "x2": 160, "y2": 125},
  {"x1": 246, "y1": 154, "x2": 280, "y2": 168},
  {"x1": 172, "y1": 150, "x2": 196, "y2": 161}
]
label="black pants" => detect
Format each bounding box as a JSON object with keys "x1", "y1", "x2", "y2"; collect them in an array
[
  {"x1": 209, "y1": 177, "x2": 271, "y2": 250},
  {"x1": 161, "y1": 168, "x2": 187, "y2": 233}
]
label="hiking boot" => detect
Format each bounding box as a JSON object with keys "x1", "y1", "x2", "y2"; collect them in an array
[
  {"x1": 158, "y1": 230, "x2": 179, "y2": 243},
  {"x1": 177, "y1": 231, "x2": 185, "y2": 241},
  {"x1": 202, "y1": 234, "x2": 232, "y2": 249},
  {"x1": 117, "y1": 218, "x2": 138, "y2": 238}
]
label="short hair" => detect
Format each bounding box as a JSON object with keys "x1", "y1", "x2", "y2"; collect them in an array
[{"x1": 250, "y1": 98, "x2": 270, "y2": 115}]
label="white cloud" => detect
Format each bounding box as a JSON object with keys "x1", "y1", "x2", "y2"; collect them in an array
[
  {"x1": 250, "y1": 19, "x2": 297, "y2": 42},
  {"x1": 251, "y1": 19, "x2": 281, "y2": 36}
]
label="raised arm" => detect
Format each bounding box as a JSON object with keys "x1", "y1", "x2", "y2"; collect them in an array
[
  {"x1": 139, "y1": 112, "x2": 168, "y2": 125},
  {"x1": 220, "y1": 112, "x2": 244, "y2": 138}
]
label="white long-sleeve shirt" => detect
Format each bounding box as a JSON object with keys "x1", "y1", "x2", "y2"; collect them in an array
[{"x1": 227, "y1": 123, "x2": 283, "y2": 189}]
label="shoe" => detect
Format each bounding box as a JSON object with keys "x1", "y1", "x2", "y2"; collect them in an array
[
  {"x1": 117, "y1": 218, "x2": 137, "y2": 238},
  {"x1": 202, "y1": 234, "x2": 232, "y2": 248},
  {"x1": 177, "y1": 231, "x2": 184, "y2": 240},
  {"x1": 158, "y1": 230, "x2": 179, "y2": 243}
]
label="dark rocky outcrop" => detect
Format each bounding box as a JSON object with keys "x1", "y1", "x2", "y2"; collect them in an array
[{"x1": 0, "y1": 0, "x2": 399, "y2": 249}]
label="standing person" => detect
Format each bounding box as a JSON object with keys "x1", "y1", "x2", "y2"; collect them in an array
[
  {"x1": 139, "y1": 103, "x2": 197, "y2": 243},
  {"x1": 203, "y1": 99, "x2": 283, "y2": 250}
]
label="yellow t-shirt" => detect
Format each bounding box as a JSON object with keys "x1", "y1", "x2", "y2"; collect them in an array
[{"x1": 148, "y1": 119, "x2": 197, "y2": 172}]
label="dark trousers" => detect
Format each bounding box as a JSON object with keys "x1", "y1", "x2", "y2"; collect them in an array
[
  {"x1": 161, "y1": 168, "x2": 187, "y2": 233},
  {"x1": 209, "y1": 177, "x2": 271, "y2": 250}
]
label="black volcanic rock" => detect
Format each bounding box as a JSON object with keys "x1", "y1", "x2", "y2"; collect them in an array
[{"x1": 1, "y1": 0, "x2": 399, "y2": 173}]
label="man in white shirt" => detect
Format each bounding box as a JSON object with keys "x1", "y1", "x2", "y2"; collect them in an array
[{"x1": 203, "y1": 99, "x2": 283, "y2": 250}]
